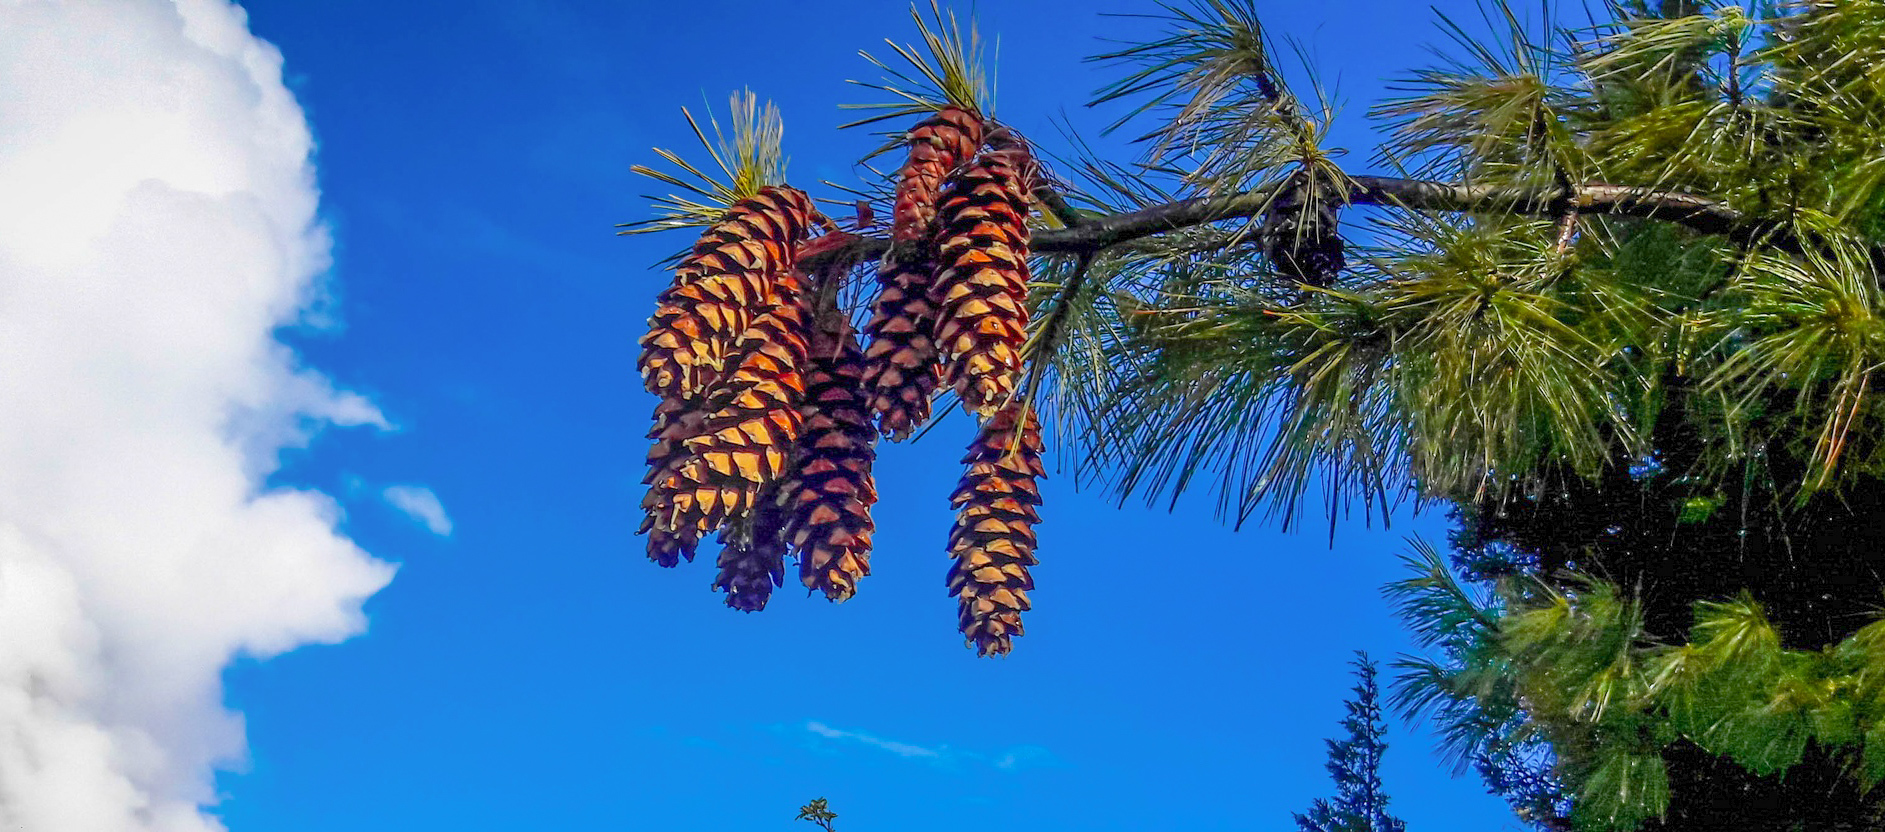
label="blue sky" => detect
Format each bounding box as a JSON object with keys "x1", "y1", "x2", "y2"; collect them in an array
[{"x1": 195, "y1": 1, "x2": 1530, "y2": 830}]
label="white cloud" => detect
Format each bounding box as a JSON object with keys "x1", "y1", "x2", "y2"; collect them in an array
[
  {"x1": 382, "y1": 485, "x2": 454, "y2": 537},
  {"x1": 0, "y1": 1, "x2": 394, "y2": 829}
]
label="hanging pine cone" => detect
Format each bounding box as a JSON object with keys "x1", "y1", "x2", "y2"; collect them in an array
[
  {"x1": 640, "y1": 397, "x2": 705, "y2": 566},
  {"x1": 945, "y1": 404, "x2": 1044, "y2": 657},
  {"x1": 930, "y1": 135, "x2": 1035, "y2": 416},
  {"x1": 861, "y1": 253, "x2": 944, "y2": 439},
  {"x1": 891, "y1": 106, "x2": 985, "y2": 248},
  {"x1": 1260, "y1": 169, "x2": 1346, "y2": 287},
  {"x1": 780, "y1": 318, "x2": 878, "y2": 601},
  {"x1": 644, "y1": 268, "x2": 813, "y2": 562},
  {"x1": 712, "y1": 497, "x2": 789, "y2": 612},
  {"x1": 639, "y1": 186, "x2": 819, "y2": 401}
]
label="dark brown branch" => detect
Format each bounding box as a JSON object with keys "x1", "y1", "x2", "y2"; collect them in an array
[
  {"x1": 803, "y1": 175, "x2": 1835, "y2": 268},
  {"x1": 1037, "y1": 177, "x2": 1758, "y2": 253}
]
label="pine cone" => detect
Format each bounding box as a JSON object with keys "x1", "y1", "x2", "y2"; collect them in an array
[
  {"x1": 639, "y1": 186, "x2": 819, "y2": 401},
  {"x1": 891, "y1": 106, "x2": 984, "y2": 248},
  {"x1": 861, "y1": 253, "x2": 943, "y2": 439},
  {"x1": 782, "y1": 319, "x2": 878, "y2": 601},
  {"x1": 680, "y1": 271, "x2": 812, "y2": 522},
  {"x1": 931, "y1": 139, "x2": 1034, "y2": 416},
  {"x1": 644, "y1": 269, "x2": 813, "y2": 553},
  {"x1": 712, "y1": 497, "x2": 788, "y2": 612},
  {"x1": 945, "y1": 404, "x2": 1044, "y2": 657},
  {"x1": 1261, "y1": 170, "x2": 1346, "y2": 286}
]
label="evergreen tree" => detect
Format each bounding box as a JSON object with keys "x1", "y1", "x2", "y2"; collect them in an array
[
  {"x1": 1297, "y1": 654, "x2": 1408, "y2": 832},
  {"x1": 630, "y1": 2, "x2": 1885, "y2": 827}
]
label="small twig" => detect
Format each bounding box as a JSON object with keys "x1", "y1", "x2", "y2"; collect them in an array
[
  {"x1": 1032, "y1": 184, "x2": 1085, "y2": 227},
  {"x1": 1554, "y1": 206, "x2": 1580, "y2": 256}
]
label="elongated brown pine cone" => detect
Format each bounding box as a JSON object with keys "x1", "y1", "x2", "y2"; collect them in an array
[
  {"x1": 892, "y1": 106, "x2": 984, "y2": 248},
  {"x1": 640, "y1": 188, "x2": 825, "y2": 568},
  {"x1": 638, "y1": 186, "x2": 819, "y2": 401},
  {"x1": 712, "y1": 497, "x2": 789, "y2": 612},
  {"x1": 644, "y1": 267, "x2": 812, "y2": 564},
  {"x1": 931, "y1": 139, "x2": 1035, "y2": 416},
  {"x1": 780, "y1": 319, "x2": 878, "y2": 601},
  {"x1": 861, "y1": 254, "x2": 943, "y2": 439},
  {"x1": 945, "y1": 404, "x2": 1044, "y2": 657}
]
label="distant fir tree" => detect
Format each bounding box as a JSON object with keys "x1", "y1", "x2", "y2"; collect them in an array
[{"x1": 1296, "y1": 654, "x2": 1408, "y2": 832}]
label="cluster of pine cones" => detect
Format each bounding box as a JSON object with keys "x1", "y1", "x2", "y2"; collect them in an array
[{"x1": 636, "y1": 105, "x2": 1045, "y2": 656}]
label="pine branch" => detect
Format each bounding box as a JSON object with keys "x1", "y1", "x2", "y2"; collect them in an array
[{"x1": 800, "y1": 174, "x2": 1860, "y2": 267}]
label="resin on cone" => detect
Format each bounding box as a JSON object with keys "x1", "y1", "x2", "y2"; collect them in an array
[
  {"x1": 781, "y1": 315, "x2": 879, "y2": 601},
  {"x1": 946, "y1": 404, "x2": 1044, "y2": 657},
  {"x1": 930, "y1": 134, "x2": 1036, "y2": 416}
]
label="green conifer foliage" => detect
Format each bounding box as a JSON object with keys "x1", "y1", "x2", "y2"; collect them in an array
[
  {"x1": 1073, "y1": 3, "x2": 1885, "y2": 827},
  {"x1": 631, "y1": 3, "x2": 1885, "y2": 826}
]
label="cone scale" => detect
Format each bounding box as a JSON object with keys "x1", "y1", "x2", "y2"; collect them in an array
[
  {"x1": 640, "y1": 398, "x2": 706, "y2": 566},
  {"x1": 656, "y1": 269, "x2": 813, "y2": 541}
]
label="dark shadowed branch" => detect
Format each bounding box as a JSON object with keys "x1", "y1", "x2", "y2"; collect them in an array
[{"x1": 803, "y1": 174, "x2": 1847, "y2": 268}]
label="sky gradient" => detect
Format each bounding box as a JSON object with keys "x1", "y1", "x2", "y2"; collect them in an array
[{"x1": 8, "y1": 2, "x2": 1532, "y2": 830}]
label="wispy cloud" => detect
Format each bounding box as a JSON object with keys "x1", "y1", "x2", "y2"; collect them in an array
[
  {"x1": 805, "y1": 721, "x2": 945, "y2": 760},
  {"x1": 382, "y1": 484, "x2": 454, "y2": 536},
  {"x1": 799, "y1": 721, "x2": 1056, "y2": 771}
]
